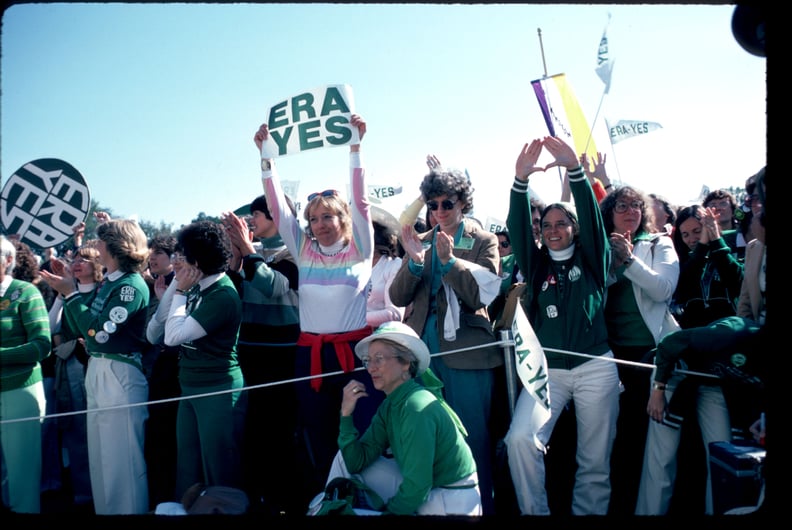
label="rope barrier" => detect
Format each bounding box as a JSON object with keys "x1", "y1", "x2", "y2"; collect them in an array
[{"x1": 0, "y1": 337, "x2": 718, "y2": 425}]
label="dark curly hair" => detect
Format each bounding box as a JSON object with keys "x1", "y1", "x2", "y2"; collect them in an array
[
  {"x1": 12, "y1": 240, "x2": 56, "y2": 309},
  {"x1": 600, "y1": 185, "x2": 655, "y2": 237},
  {"x1": 703, "y1": 189, "x2": 738, "y2": 230},
  {"x1": 373, "y1": 221, "x2": 398, "y2": 259},
  {"x1": 419, "y1": 168, "x2": 474, "y2": 215},
  {"x1": 176, "y1": 220, "x2": 232, "y2": 275},
  {"x1": 148, "y1": 235, "x2": 177, "y2": 257}
]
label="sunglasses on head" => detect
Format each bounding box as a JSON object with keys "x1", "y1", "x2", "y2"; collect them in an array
[
  {"x1": 307, "y1": 189, "x2": 339, "y2": 202},
  {"x1": 426, "y1": 199, "x2": 458, "y2": 211}
]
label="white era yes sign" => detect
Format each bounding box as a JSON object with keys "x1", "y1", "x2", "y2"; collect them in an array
[{"x1": 260, "y1": 84, "x2": 360, "y2": 159}]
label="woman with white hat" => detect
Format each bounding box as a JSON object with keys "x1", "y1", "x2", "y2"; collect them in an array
[{"x1": 322, "y1": 321, "x2": 481, "y2": 515}]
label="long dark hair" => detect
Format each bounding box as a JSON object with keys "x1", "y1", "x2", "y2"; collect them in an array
[{"x1": 672, "y1": 205, "x2": 703, "y2": 264}]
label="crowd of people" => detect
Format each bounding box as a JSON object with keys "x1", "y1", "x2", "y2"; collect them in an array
[{"x1": 0, "y1": 124, "x2": 768, "y2": 518}]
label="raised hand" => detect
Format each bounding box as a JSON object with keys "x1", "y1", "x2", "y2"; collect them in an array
[
  {"x1": 154, "y1": 274, "x2": 168, "y2": 300},
  {"x1": 350, "y1": 114, "x2": 366, "y2": 151},
  {"x1": 221, "y1": 212, "x2": 254, "y2": 252},
  {"x1": 400, "y1": 224, "x2": 426, "y2": 265},
  {"x1": 609, "y1": 231, "x2": 634, "y2": 264},
  {"x1": 254, "y1": 124, "x2": 269, "y2": 152},
  {"x1": 434, "y1": 230, "x2": 455, "y2": 265},
  {"x1": 699, "y1": 206, "x2": 721, "y2": 245},
  {"x1": 515, "y1": 139, "x2": 544, "y2": 181},
  {"x1": 93, "y1": 211, "x2": 111, "y2": 224},
  {"x1": 49, "y1": 257, "x2": 68, "y2": 276},
  {"x1": 40, "y1": 267, "x2": 76, "y2": 297},
  {"x1": 581, "y1": 152, "x2": 607, "y2": 177},
  {"x1": 426, "y1": 154, "x2": 443, "y2": 171},
  {"x1": 174, "y1": 263, "x2": 201, "y2": 292},
  {"x1": 542, "y1": 136, "x2": 579, "y2": 171}
]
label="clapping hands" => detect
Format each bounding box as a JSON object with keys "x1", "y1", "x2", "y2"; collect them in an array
[{"x1": 698, "y1": 207, "x2": 721, "y2": 245}]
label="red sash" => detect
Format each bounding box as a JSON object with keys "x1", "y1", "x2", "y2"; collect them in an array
[{"x1": 297, "y1": 326, "x2": 372, "y2": 391}]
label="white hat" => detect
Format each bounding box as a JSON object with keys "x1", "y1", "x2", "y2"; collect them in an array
[{"x1": 355, "y1": 321, "x2": 430, "y2": 375}]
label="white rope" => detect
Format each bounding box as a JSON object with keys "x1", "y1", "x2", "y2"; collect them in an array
[{"x1": 0, "y1": 338, "x2": 717, "y2": 425}]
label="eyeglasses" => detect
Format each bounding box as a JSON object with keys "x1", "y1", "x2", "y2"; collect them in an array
[
  {"x1": 361, "y1": 354, "x2": 399, "y2": 369},
  {"x1": 426, "y1": 199, "x2": 458, "y2": 211},
  {"x1": 614, "y1": 200, "x2": 644, "y2": 214},
  {"x1": 307, "y1": 189, "x2": 339, "y2": 202},
  {"x1": 499, "y1": 241, "x2": 511, "y2": 249},
  {"x1": 706, "y1": 200, "x2": 732, "y2": 210},
  {"x1": 170, "y1": 253, "x2": 186, "y2": 263}
]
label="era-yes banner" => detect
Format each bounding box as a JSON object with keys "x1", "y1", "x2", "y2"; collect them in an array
[
  {"x1": 1, "y1": 158, "x2": 91, "y2": 249},
  {"x1": 260, "y1": 84, "x2": 359, "y2": 159}
]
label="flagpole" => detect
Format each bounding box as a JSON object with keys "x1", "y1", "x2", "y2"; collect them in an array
[
  {"x1": 537, "y1": 27, "x2": 564, "y2": 186},
  {"x1": 583, "y1": 86, "x2": 624, "y2": 184},
  {"x1": 584, "y1": 89, "x2": 606, "y2": 155},
  {"x1": 537, "y1": 28, "x2": 548, "y2": 79}
]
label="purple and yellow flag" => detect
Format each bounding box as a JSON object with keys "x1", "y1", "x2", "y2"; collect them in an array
[{"x1": 531, "y1": 73, "x2": 598, "y2": 162}]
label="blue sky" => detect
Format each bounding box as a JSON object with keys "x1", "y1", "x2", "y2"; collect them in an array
[{"x1": 1, "y1": 3, "x2": 766, "y2": 230}]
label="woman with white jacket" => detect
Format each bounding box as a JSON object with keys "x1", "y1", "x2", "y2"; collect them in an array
[{"x1": 599, "y1": 185, "x2": 685, "y2": 516}]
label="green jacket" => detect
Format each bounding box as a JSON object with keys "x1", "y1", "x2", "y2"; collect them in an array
[
  {"x1": 64, "y1": 271, "x2": 149, "y2": 363},
  {"x1": 338, "y1": 379, "x2": 477, "y2": 515},
  {"x1": 507, "y1": 167, "x2": 612, "y2": 369}
]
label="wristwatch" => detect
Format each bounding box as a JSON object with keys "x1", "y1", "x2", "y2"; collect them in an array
[{"x1": 261, "y1": 159, "x2": 272, "y2": 171}]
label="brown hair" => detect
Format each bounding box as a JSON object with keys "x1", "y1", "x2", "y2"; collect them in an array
[{"x1": 96, "y1": 219, "x2": 150, "y2": 273}]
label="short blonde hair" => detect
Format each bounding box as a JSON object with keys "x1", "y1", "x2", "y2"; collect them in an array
[
  {"x1": 96, "y1": 219, "x2": 149, "y2": 273},
  {"x1": 303, "y1": 194, "x2": 352, "y2": 243}
]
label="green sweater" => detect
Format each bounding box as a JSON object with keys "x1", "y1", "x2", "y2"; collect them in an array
[
  {"x1": 178, "y1": 275, "x2": 242, "y2": 387},
  {"x1": 1, "y1": 278, "x2": 51, "y2": 390},
  {"x1": 507, "y1": 168, "x2": 612, "y2": 369},
  {"x1": 64, "y1": 271, "x2": 149, "y2": 358},
  {"x1": 338, "y1": 379, "x2": 477, "y2": 515},
  {"x1": 227, "y1": 236, "x2": 299, "y2": 345}
]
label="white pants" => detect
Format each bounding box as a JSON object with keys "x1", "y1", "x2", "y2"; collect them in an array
[
  {"x1": 635, "y1": 376, "x2": 731, "y2": 515},
  {"x1": 505, "y1": 353, "x2": 620, "y2": 515},
  {"x1": 85, "y1": 356, "x2": 149, "y2": 514},
  {"x1": 325, "y1": 451, "x2": 482, "y2": 515}
]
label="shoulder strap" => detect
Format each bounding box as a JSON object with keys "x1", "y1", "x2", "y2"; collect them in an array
[{"x1": 493, "y1": 282, "x2": 527, "y2": 332}]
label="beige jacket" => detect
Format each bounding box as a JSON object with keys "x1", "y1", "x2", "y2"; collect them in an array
[
  {"x1": 737, "y1": 238, "x2": 765, "y2": 321},
  {"x1": 389, "y1": 218, "x2": 502, "y2": 369}
]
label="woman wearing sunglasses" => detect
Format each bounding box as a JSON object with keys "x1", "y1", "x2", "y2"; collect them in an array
[
  {"x1": 389, "y1": 160, "x2": 502, "y2": 515},
  {"x1": 252, "y1": 114, "x2": 383, "y2": 506}
]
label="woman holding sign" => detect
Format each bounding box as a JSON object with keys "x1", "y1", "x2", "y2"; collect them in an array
[{"x1": 253, "y1": 114, "x2": 382, "y2": 506}]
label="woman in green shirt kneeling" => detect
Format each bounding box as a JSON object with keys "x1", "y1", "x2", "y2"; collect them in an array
[{"x1": 324, "y1": 321, "x2": 481, "y2": 516}]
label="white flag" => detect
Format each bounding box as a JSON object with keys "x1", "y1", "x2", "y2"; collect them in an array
[
  {"x1": 511, "y1": 303, "x2": 551, "y2": 451},
  {"x1": 606, "y1": 119, "x2": 663, "y2": 144},
  {"x1": 595, "y1": 14, "x2": 614, "y2": 94}
]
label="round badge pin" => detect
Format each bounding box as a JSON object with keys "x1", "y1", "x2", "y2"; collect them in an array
[
  {"x1": 109, "y1": 306, "x2": 128, "y2": 324},
  {"x1": 103, "y1": 321, "x2": 117, "y2": 334},
  {"x1": 95, "y1": 331, "x2": 110, "y2": 344}
]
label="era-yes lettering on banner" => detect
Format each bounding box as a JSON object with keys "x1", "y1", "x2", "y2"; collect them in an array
[{"x1": 261, "y1": 84, "x2": 360, "y2": 158}]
